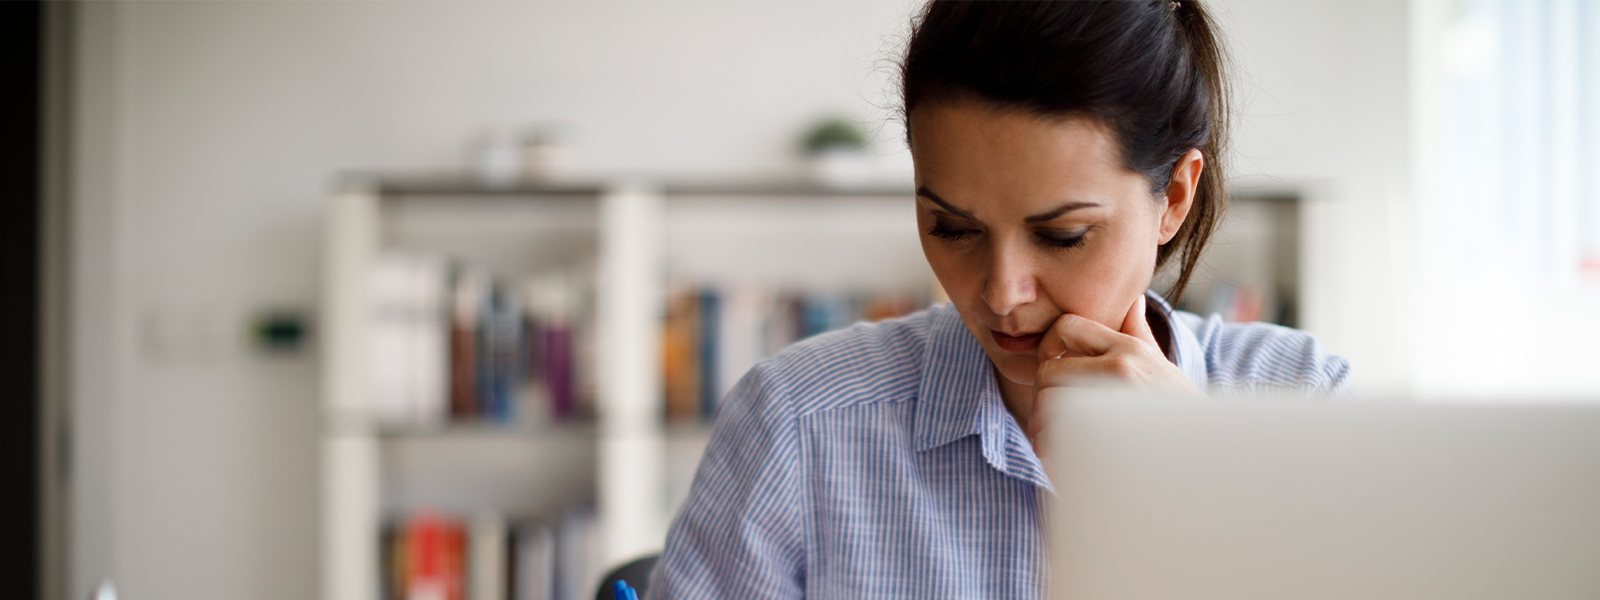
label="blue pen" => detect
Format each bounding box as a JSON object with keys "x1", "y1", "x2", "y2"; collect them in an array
[{"x1": 613, "y1": 580, "x2": 640, "y2": 600}]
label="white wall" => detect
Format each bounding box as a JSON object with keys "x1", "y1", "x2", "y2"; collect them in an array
[
  {"x1": 67, "y1": 2, "x2": 1414, "y2": 599},
  {"x1": 71, "y1": 3, "x2": 917, "y2": 599},
  {"x1": 1219, "y1": 0, "x2": 1415, "y2": 393}
]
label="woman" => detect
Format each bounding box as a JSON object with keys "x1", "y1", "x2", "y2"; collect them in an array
[{"x1": 647, "y1": 1, "x2": 1350, "y2": 598}]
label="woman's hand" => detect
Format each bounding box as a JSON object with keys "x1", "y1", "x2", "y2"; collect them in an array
[{"x1": 1024, "y1": 294, "x2": 1202, "y2": 444}]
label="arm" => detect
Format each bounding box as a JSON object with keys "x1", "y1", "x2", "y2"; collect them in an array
[
  {"x1": 647, "y1": 362, "x2": 806, "y2": 599},
  {"x1": 1182, "y1": 311, "x2": 1353, "y2": 398}
]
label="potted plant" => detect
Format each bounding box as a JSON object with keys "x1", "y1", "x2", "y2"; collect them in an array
[{"x1": 800, "y1": 117, "x2": 872, "y2": 187}]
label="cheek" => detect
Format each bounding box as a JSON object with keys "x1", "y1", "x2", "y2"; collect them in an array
[
  {"x1": 919, "y1": 235, "x2": 979, "y2": 298},
  {"x1": 1038, "y1": 230, "x2": 1157, "y2": 322}
]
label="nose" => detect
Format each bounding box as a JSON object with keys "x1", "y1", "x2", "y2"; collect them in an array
[{"x1": 983, "y1": 238, "x2": 1037, "y2": 317}]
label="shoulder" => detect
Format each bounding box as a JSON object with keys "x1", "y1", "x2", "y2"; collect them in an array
[
  {"x1": 741, "y1": 305, "x2": 946, "y2": 417},
  {"x1": 1172, "y1": 310, "x2": 1351, "y2": 396}
]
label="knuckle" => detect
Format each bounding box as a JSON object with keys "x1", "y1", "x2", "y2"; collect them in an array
[
  {"x1": 1038, "y1": 356, "x2": 1091, "y2": 387},
  {"x1": 1108, "y1": 355, "x2": 1138, "y2": 377}
]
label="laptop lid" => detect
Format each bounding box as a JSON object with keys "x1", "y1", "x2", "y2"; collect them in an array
[{"x1": 1042, "y1": 389, "x2": 1600, "y2": 600}]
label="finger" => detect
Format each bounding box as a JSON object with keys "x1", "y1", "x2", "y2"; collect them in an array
[
  {"x1": 1037, "y1": 353, "x2": 1204, "y2": 397},
  {"x1": 1038, "y1": 312, "x2": 1125, "y2": 360},
  {"x1": 1028, "y1": 356, "x2": 1122, "y2": 444},
  {"x1": 1120, "y1": 293, "x2": 1161, "y2": 350},
  {"x1": 1034, "y1": 355, "x2": 1134, "y2": 390}
]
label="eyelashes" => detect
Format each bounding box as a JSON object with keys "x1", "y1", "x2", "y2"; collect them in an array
[
  {"x1": 926, "y1": 221, "x2": 978, "y2": 241},
  {"x1": 1034, "y1": 228, "x2": 1089, "y2": 249},
  {"x1": 926, "y1": 218, "x2": 1089, "y2": 249}
]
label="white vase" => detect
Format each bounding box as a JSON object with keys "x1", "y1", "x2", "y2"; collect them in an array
[{"x1": 808, "y1": 149, "x2": 874, "y2": 188}]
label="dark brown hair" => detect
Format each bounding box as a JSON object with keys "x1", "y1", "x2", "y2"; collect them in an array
[{"x1": 900, "y1": 0, "x2": 1230, "y2": 304}]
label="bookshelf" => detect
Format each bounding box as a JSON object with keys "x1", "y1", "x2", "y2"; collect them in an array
[
  {"x1": 320, "y1": 175, "x2": 926, "y2": 600},
  {"x1": 1155, "y1": 191, "x2": 1304, "y2": 327}
]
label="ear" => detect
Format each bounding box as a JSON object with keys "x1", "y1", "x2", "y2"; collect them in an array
[{"x1": 1158, "y1": 149, "x2": 1204, "y2": 245}]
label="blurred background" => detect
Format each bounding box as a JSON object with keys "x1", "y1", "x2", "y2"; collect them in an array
[{"x1": 3, "y1": 1, "x2": 1596, "y2": 599}]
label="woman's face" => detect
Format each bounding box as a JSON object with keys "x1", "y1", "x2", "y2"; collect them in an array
[{"x1": 910, "y1": 101, "x2": 1191, "y2": 388}]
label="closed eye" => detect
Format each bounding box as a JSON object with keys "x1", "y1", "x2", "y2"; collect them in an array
[
  {"x1": 926, "y1": 215, "x2": 980, "y2": 242},
  {"x1": 1034, "y1": 227, "x2": 1089, "y2": 248}
]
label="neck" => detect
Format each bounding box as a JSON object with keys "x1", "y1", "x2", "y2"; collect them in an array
[{"x1": 996, "y1": 367, "x2": 1035, "y2": 435}]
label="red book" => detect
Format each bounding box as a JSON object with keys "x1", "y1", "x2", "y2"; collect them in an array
[
  {"x1": 404, "y1": 512, "x2": 466, "y2": 600},
  {"x1": 450, "y1": 267, "x2": 487, "y2": 421}
]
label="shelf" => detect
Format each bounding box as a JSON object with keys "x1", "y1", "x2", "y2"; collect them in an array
[
  {"x1": 1174, "y1": 193, "x2": 1302, "y2": 326},
  {"x1": 661, "y1": 179, "x2": 911, "y2": 197},
  {"x1": 338, "y1": 171, "x2": 912, "y2": 198},
  {"x1": 323, "y1": 176, "x2": 928, "y2": 600},
  {"x1": 339, "y1": 171, "x2": 611, "y2": 196},
  {"x1": 374, "y1": 421, "x2": 598, "y2": 440},
  {"x1": 379, "y1": 425, "x2": 596, "y2": 521}
]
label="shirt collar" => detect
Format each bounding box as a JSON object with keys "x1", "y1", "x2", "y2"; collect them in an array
[
  {"x1": 908, "y1": 294, "x2": 1203, "y2": 491},
  {"x1": 911, "y1": 305, "x2": 994, "y2": 452},
  {"x1": 911, "y1": 292, "x2": 1207, "y2": 453},
  {"x1": 911, "y1": 305, "x2": 1054, "y2": 491},
  {"x1": 1146, "y1": 290, "x2": 1208, "y2": 390}
]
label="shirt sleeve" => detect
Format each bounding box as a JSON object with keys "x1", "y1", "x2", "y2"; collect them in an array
[
  {"x1": 1189, "y1": 315, "x2": 1353, "y2": 398},
  {"x1": 646, "y1": 361, "x2": 807, "y2": 599}
]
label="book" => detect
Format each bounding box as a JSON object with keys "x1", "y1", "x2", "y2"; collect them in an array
[
  {"x1": 469, "y1": 511, "x2": 509, "y2": 600},
  {"x1": 368, "y1": 252, "x2": 594, "y2": 429},
  {"x1": 451, "y1": 265, "x2": 489, "y2": 421},
  {"x1": 553, "y1": 507, "x2": 598, "y2": 600},
  {"x1": 402, "y1": 512, "x2": 466, "y2": 600},
  {"x1": 525, "y1": 273, "x2": 580, "y2": 422},
  {"x1": 663, "y1": 284, "x2": 928, "y2": 421},
  {"x1": 662, "y1": 288, "x2": 701, "y2": 422},
  {"x1": 484, "y1": 288, "x2": 523, "y2": 423},
  {"x1": 696, "y1": 290, "x2": 720, "y2": 421},
  {"x1": 512, "y1": 524, "x2": 554, "y2": 600},
  {"x1": 372, "y1": 253, "x2": 415, "y2": 428},
  {"x1": 385, "y1": 505, "x2": 600, "y2": 600},
  {"x1": 371, "y1": 253, "x2": 451, "y2": 430}
]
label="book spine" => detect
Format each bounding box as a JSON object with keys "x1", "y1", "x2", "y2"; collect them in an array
[
  {"x1": 371, "y1": 253, "x2": 412, "y2": 428},
  {"x1": 405, "y1": 512, "x2": 448, "y2": 600},
  {"x1": 486, "y1": 289, "x2": 521, "y2": 424},
  {"x1": 415, "y1": 255, "x2": 450, "y2": 429},
  {"x1": 469, "y1": 512, "x2": 509, "y2": 600},
  {"x1": 661, "y1": 289, "x2": 700, "y2": 422},
  {"x1": 475, "y1": 285, "x2": 496, "y2": 421},
  {"x1": 696, "y1": 289, "x2": 720, "y2": 420},
  {"x1": 545, "y1": 325, "x2": 574, "y2": 421},
  {"x1": 450, "y1": 265, "x2": 485, "y2": 422},
  {"x1": 716, "y1": 286, "x2": 762, "y2": 414},
  {"x1": 663, "y1": 285, "x2": 930, "y2": 422},
  {"x1": 512, "y1": 524, "x2": 553, "y2": 600}
]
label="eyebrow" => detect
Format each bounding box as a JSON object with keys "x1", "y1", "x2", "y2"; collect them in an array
[
  {"x1": 915, "y1": 187, "x2": 976, "y2": 220},
  {"x1": 1023, "y1": 200, "x2": 1101, "y2": 223},
  {"x1": 916, "y1": 186, "x2": 1101, "y2": 223}
]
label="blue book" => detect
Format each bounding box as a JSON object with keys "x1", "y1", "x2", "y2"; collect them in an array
[{"x1": 698, "y1": 288, "x2": 720, "y2": 420}]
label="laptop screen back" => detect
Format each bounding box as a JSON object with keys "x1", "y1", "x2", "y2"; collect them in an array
[{"x1": 1043, "y1": 390, "x2": 1600, "y2": 600}]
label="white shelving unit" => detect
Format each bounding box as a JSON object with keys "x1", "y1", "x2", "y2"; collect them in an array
[
  {"x1": 320, "y1": 175, "x2": 925, "y2": 600},
  {"x1": 1155, "y1": 190, "x2": 1304, "y2": 327}
]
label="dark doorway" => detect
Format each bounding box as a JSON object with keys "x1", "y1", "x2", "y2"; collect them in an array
[{"x1": 0, "y1": 1, "x2": 43, "y2": 597}]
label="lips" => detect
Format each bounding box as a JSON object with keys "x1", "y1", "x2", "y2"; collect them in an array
[{"x1": 991, "y1": 330, "x2": 1044, "y2": 353}]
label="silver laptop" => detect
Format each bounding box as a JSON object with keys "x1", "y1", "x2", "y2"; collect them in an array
[{"x1": 1042, "y1": 389, "x2": 1600, "y2": 600}]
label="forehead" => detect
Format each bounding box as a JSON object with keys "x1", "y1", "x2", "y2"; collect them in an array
[{"x1": 909, "y1": 102, "x2": 1145, "y2": 216}]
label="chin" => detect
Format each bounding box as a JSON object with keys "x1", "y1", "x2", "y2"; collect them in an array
[{"x1": 992, "y1": 354, "x2": 1040, "y2": 387}]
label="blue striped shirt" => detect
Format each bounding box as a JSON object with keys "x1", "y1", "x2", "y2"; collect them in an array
[{"x1": 647, "y1": 292, "x2": 1350, "y2": 599}]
